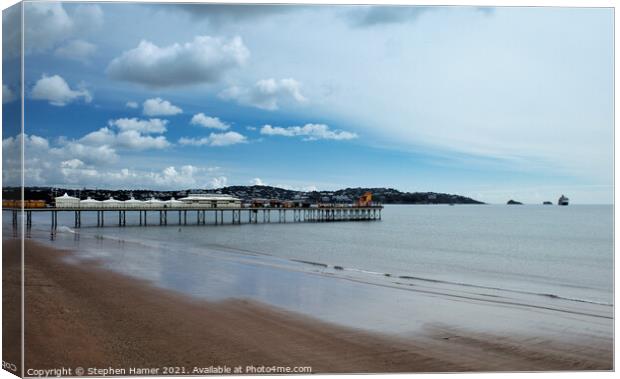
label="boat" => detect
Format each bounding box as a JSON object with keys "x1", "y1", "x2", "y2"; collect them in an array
[{"x1": 558, "y1": 195, "x2": 569, "y2": 206}]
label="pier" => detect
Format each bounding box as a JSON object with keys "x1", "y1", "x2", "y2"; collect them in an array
[{"x1": 9, "y1": 205, "x2": 383, "y2": 230}]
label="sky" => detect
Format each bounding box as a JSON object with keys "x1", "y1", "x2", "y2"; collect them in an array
[{"x1": 1, "y1": 2, "x2": 614, "y2": 204}]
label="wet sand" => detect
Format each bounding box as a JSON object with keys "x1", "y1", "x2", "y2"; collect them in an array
[{"x1": 4, "y1": 239, "x2": 613, "y2": 374}]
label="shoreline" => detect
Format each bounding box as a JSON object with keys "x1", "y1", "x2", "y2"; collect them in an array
[{"x1": 4, "y1": 239, "x2": 613, "y2": 373}]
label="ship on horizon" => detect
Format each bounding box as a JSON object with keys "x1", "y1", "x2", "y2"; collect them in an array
[{"x1": 558, "y1": 195, "x2": 569, "y2": 206}]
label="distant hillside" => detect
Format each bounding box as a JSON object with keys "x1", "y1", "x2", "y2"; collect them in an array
[{"x1": 9, "y1": 186, "x2": 484, "y2": 205}]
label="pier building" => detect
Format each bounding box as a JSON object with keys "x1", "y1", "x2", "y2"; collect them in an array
[{"x1": 9, "y1": 192, "x2": 382, "y2": 230}]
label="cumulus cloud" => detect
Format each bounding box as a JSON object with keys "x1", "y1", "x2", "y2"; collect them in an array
[
  {"x1": 260, "y1": 124, "x2": 358, "y2": 141},
  {"x1": 54, "y1": 141, "x2": 119, "y2": 165},
  {"x1": 67, "y1": 118, "x2": 171, "y2": 158},
  {"x1": 31, "y1": 74, "x2": 92, "y2": 106},
  {"x1": 3, "y1": 84, "x2": 17, "y2": 104},
  {"x1": 209, "y1": 176, "x2": 228, "y2": 188},
  {"x1": 72, "y1": 4, "x2": 104, "y2": 30},
  {"x1": 108, "y1": 118, "x2": 168, "y2": 134},
  {"x1": 190, "y1": 113, "x2": 230, "y2": 130},
  {"x1": 219, "y1": 78, "x2": 307, "y2": 110},
  {"x1": 106, "y1": 35, "x2": 249, "y2": 88},
  {"x1": 60, "y1": 158, "x2": 85, "y2": 169},
  {"x1": 80, "y1": 127, "x2": 170, "y2": 151},
  {"x1": 3, "y1": 134, "x2": 51, "y2": 186},
  {"x1": 250, "y1": 177, "x2": 266, "y2": 186},
  {"x1": 143, "y1": 98, "x2": 183, "y2": 116},
  {"x1": 178, "y1": 132, "x2": 247, "y2": 147},
  {"x1": 54, "y1": 39, "x2": 97, "y2": 62},
  {"x1": 23, "y1": 2, "x2": 103, "y2": 53},
  {"x1": 126, "y1": 101, "x2": 138, "y2": 109},
  {"x1": 3, "y1": 133, "x2": 221, "y2": 189},
  {"x1": 55, "y1": 165, "x2": 210, "y2": 189},
  {"x1": 116, "y1": 130, "x2": 170, "y2": 150}
]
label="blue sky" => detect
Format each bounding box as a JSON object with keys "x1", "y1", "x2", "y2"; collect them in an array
[{"x1": 1, "y1": 2, "x2": 614, "y2": 204}]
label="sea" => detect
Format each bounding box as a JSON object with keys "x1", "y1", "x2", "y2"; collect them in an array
[{"x1": 6, "y1": 204, "x2": 614, "y2": 336}]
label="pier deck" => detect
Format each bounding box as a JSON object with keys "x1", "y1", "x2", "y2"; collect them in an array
[{"x1": 6, "y1": 206, "x2": 383, "y2": 229}]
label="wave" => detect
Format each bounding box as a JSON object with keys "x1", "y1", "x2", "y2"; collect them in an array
[
  {"x1": 395, "y1": 275, "x2": 613, "y2": 307},
  {"x1": 290, "y1": 259, "x2": 328, "y2": 268},
  {"x1": 285, "y1": 259, "x2": 612, "y2": 308},
  {"x1": 57, "y1": 226, "x2": 77, "y2": 234},
  {"x1": 40, "y1": 227, "x2": 613, "y2": 309}
]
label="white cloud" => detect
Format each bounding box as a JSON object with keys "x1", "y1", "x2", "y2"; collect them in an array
[
  {"x1": 54, "y1": 39, "x2": 97, "y2": 62},
  {"x1": 106, "y1": 35, "x2": 249, "y2": 88},
  {"x1": 23, "y1": 3, "x2": 103, "y2": 53},
  {"x1": 209, "y1": 176, "x2": 228, "y2": 188},
  {"x1": 3, "y1": 134, "x2": 53, "y2": 186},
  {"x1": 109, "y1": 118, "x2": 168, "y2": 134},
  {"x1": 79, "y1": 127, "x2": 115, "y2": 146},
  {"x1": 3, "y1": 84, "x2": 16, "y2": 104},
  {"x1": 220, "y1": 78, "x2": 307, "y2": 110},
  {"x1": 116, "y1": 130, "x2": 170, "y2": 150},
  {"x1": 72, "y1": 4, "x2": 104, "y2": 31},
  {"x1": 126, "y1": 101, "x2": 138, "y2": 109},
  {"x1": 178, "y1": 131, "x2": 247, "y2": 147},
  {"x1": 143, "y1": 97, "x2": 183, "y2": 116},
  {"x1": 55, "y1": 165, "x2": 205, "y2": 188},
  {"x1": 190, "y1": 113, "x2": 230, "y2": 130},
  {"x1": 250, "y1": 177, "x2": 266, "y2": 186},
  {"x1": 79, "y1": 126, "x2": 170, "y2": 151},
  {"x1": 24, "y1": 2, "x2": 72, "y2": 52},
  {"x1": 260, "y1": 124, "x2": 358, "y2": 141},
  {"x1": 60, "y1": 159, "x2": 85, "y2": 169},
  {"x1": 55, "y1": 140, "x2": 119, "y2": 165},
  {"x1": 31, "y1": 74, "x2": 92, "y2": 106},
  {"x1": 2, "y1": 133, "x2": 220, "y2": 189}
]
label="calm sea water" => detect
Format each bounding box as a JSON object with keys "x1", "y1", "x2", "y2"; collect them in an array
[
  {"x1": 3, "y1": 204, "x2": 612, "y2": 336},
  {"x1": 15, "y1": 204, "x2": 613, "y2": 309}
]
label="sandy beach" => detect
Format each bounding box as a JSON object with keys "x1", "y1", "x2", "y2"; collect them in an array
[{"x1": 1, "y1": 238, "x2": 612, "y2": 375}]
